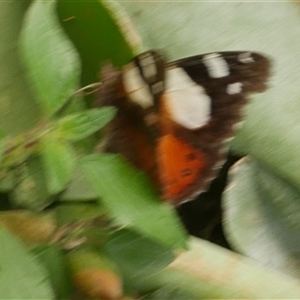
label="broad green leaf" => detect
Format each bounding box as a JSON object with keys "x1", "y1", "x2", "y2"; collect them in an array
[
  {"x1": 58, "y1": 107, "x2": 116, "y2": 141},
  {"x1": 0, "y1": 1, "x2": 40, "y2": 135},
  {"x1": 41, "y1": 132, "x2": 76, "y2": 194},
  {"x1": 0, "y1": 227, "x2": 53, "y2": 299},
  {"x1": 32, "y1": 245, "x2": 72, "y2": 299},
  {"x1": 141, "y1": 287, "x2": 197, "y2": 300},
  {"x1": 81, "y1": 154, "x2": 187, "y2": 249},
  {"x1": 137, "y1": 238, "x2": 300, "y2": 299},
  {"x1": 11, "y1": 156, "x2": 53, "y2": 211},
  {"x1": 20, "y1": 0, "x2": 80, "y2": 115},
  {"x1": 118, "y1": 2, "x2": 277, "y2": 58},
  {"x1": 106, "y1": 228, "x2": 174, "y2": 282},
  {"x1": 254, "y1": 160, "x2": 300, "y2": 249},
  {"x1": 57, "y1": 0, "x2": 139, "y2": 88},
  {"x1": 223, "y1": 158, "x2": 300, "y2": 278}
]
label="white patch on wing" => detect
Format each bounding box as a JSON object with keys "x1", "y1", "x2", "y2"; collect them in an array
[
  {"x1": 238, "y1": 52, "x2": 254, "y2": 63},
  {"x1": 202, "y1": 53, "x2": 229, "y2": 78},
  {"x1": 164, "y1": 67, "x2": 211, "y2": 129},
  {"x1": 139, "y1": 53, "x2": 157, "y2": 79},
  {"x1": 122, "y1": 63, "x2": 153, "y2": 108},
  {"x1": 226, "y1": 82, "x2": 243, "y2": 95}
]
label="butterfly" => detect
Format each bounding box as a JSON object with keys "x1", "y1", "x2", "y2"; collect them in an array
[{"x1": 96, "y1": 50, "x2": 271, "y2": 205}]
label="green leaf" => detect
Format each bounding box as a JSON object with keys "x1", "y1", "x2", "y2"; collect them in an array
[
  {"x1": 55, "y1": 203, "x2": 105, "y2": 226},
  {"x1": 106, "y1": 228, "x2": 174, "y2": 282},
  {"x1": 0, "y1": 227, "x2": 54, "y2": 299},
  {"x1": 223, "y1": 158, "x2": 300, "y2": 278},
  {"x1": 0, "y1": 128, "x2": 5, "y2": 166},
  {"x1": 20, "y1": 0, "x2": 80, "y2": 115},
  {"x1": 0, "y1": 169, "x2": 14, "y2": 192},
  {"x1": 11, "y1": 156, "x2": 53, "y2": 211},
  {"x1": 137, "y1": 238, "x2": 300, "y2": 299},
  {"x1": 0, "y1": 2, "x2": 40, "y2": 135},
  {"x1": 141, "y1": 287, "x2": 197, "y2": 300},
  {"x1": 58, "y1": 107, "x2": 116, "y2": 142},
  {"x1": 32, "y1": 245, "x2": 72, "y2": 299},
  {"x1": 41, "y1": 132, "x2": 76, "y2": 194},
  {"x1": 61, "y1": 165, "x2": 98, "y2": 201},
  {"x1": 57, "y1": 0, "x2": 140, "y2": 86},
  {"x1": 81, "y1": 154, "x2": 187, "y2": 249},
  {"x1": 254, "y1": 160, "x2": 300, "y2": 248}
]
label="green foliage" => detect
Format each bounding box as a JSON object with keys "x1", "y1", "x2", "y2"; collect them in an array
[
  {"x1": 41, "y1": 132, "x2": 76, "y2": 194},
  {"x1": 32, "y1": 245, "x2": 72, "y2": 299},
  {"x1": 0, "y1": 1, "x2": 40, "y2": 135},
  {"x1": 223, "y1": 159, "x2": 300, "y2": 278},
  {"x1": 58, "y1": 107, "x2": 116, "y2": 141},
  {"x1": 60, "y1": 165, "x2": 98, "y2": 200},
  {"x1": 106, "y1": 228, "x2": 175, "y2": 282},
  {"x1": 0, "y1": 0, "x2": 187, "y2": 297},
  {"x1": 55, "y1": 203, "x2": 106, "y2": 225},
  {"x1": 136, "y1": 238, "x2": 300, "y2": 299},
  {"x1": 81, "y1": 154, "x2": 187, "y2": 249},
  {"x1": 0, "y1": 129, "x2": 5, "y2": 165},
  {"x1": 56, "y1": 0, "x2": 139, "y2": 86},
  {"x1": 0, "y1": 228, "x2": 54, "y2": 299},
  {"x1": 20, "y1": 0, "x2": 80, "y2": 115},
  {"x1": 10, "y1": 156, "x2": 53, "y2": 211}
]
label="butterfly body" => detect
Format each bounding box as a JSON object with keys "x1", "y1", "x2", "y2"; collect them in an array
[{"x1": 97, "y1": 50, "x2": 271, "y2": 205}]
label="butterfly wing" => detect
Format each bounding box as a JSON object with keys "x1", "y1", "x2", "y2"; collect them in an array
[
  {"x1": 155, "y1": 51, "x2": 271, "y2": 204},
  {"x1": 96, "y1": 64, "x2": 159, "y2": 189},
  {"x1": 97, "y1": 51, "x2": 271, "y2": 205}
]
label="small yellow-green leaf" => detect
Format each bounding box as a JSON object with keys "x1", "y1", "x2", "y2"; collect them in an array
[
  {"x1": 11, "y1": 156, "x2": 53, "y2": 211},
  {"x1": 41, "y1": 132, "x2": 76, "y2": 194},
  {"x1": 58, "y1": 107, "x2": 116, "y2": 142}
]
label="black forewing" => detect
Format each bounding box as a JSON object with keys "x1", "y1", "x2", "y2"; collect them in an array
[
  {"x1": 165, "y1": 51, "x2": 272, "y2": 146},
  {"x1": 172, "y1": 51, "x2": 271, "y2": 94}
]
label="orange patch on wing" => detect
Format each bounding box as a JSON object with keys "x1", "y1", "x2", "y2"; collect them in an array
[{"x1": 157, "y1": 134, "x2": 206, "y2": 202}]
